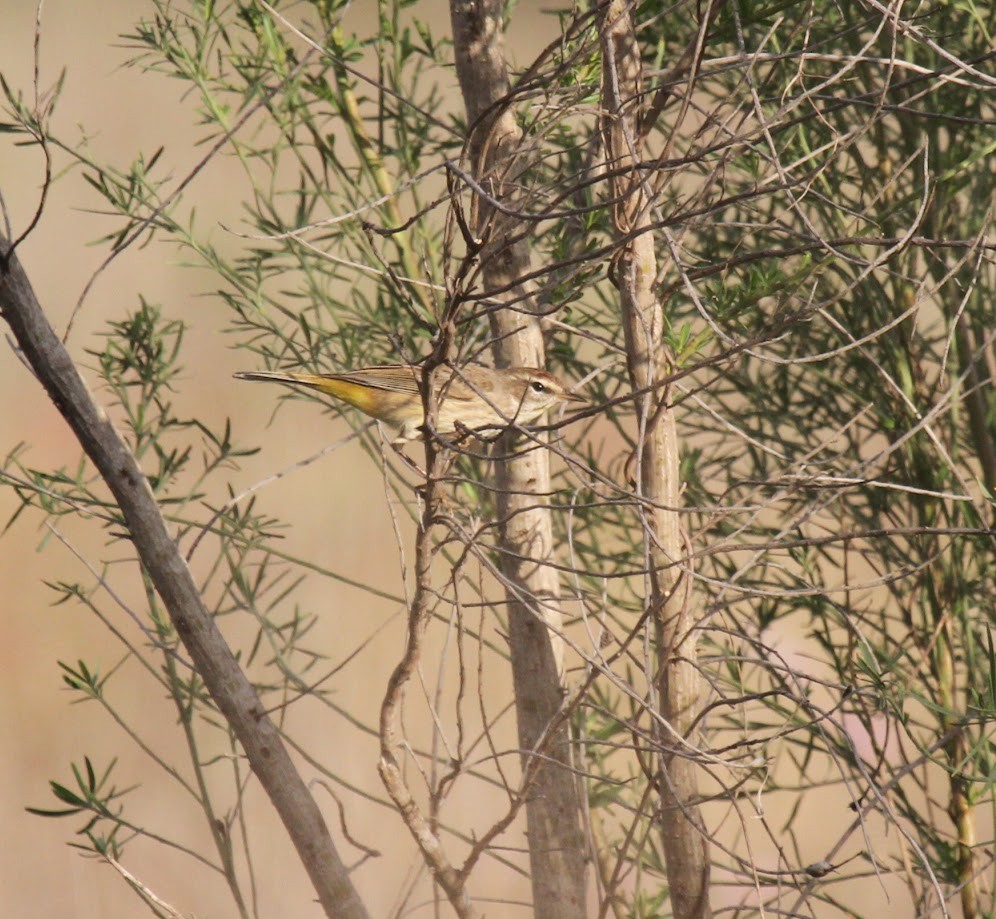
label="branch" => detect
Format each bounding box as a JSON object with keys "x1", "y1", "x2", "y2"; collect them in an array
[
  {"x1": 0, "y1": 235, "x2": 369, "y2": 919},
  {"x1": 450, "y1": 1, "x2": 589, "y2": 916},
  {"x1": 378, "y1": 431, "x2": 477, "y2": 919},
  {"x1": 599, "y1": 2, "x2": 712, "y2": 917}
]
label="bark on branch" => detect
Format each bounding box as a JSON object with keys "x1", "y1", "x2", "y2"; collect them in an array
[
  {"x1": 449, "y1": 2, "x2": 588, "y2": 916},
  {"x1": 0, "y1": 237, "x2": 369, "y2": 919},
  {"x1": 598, "y1": 3, "x2": 712, "y2": 917}
]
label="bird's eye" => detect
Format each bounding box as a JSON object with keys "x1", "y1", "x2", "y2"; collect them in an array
[{"x1": 530, "y1": 380, "x2": 547, "y2": 393}]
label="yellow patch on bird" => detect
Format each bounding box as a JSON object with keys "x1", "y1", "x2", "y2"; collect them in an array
[{"x1": 309, "y1": 377, "x2": 381, "y2": 413}]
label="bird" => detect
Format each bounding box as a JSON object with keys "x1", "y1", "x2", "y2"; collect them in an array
[{"x1": 233, "y1": 363, "x2": 586, "y2": 444}]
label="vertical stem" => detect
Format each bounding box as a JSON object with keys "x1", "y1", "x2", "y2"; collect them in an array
[
  {"x1": 378, "y1": 448, "x2": 477, "y2": 918},
  {"x1": 598, "y1": 4, "x2": 711, "y2": 918},
  {"x1": 924, "y1": 220, "x2": 983, "y2": 917},
  {"x1": 328, "y1": 34, "x2": 435, "y2": 319},
  {"x1": 933, "y1": 587, "x2": 978, "y2": 919},
  {"x1": 449, "y1": 2, "x2": 588, "y2": 916}
]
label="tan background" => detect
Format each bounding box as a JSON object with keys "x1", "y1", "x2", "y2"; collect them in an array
[
  {"x1": 0, "y1": 3, "x2": 550, "y2": 916},
  {"x1": 0, "y1": 3, "x2": 918, "y2": 918},
  {"x1": 1, "y1": 3, "x2": 398, "y2": 917}
]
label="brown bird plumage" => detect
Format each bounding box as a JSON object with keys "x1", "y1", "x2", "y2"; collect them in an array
[{"x1": 234, "y1": 364, "x2": 586, "y2": 443}]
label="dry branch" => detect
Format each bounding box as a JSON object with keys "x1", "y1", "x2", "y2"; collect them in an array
[
  {"x1": 598, "y1": 2, "x2": 712, "y2": 917},
  {"x1": 0, "y1": 236, "x2": 369, "y2": 919},
  {"x1": 450, "y1": 1, "x2": 588, "y2": 916}
]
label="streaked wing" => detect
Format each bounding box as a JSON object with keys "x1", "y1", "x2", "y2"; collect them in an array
[
  {"x1": 333, "y1": 365, "x2": 423, "y2": 396},
  {"x1": 341, "y1": 365, "x2": 486, "y2": 403}
]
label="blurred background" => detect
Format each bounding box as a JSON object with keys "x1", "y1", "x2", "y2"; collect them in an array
[
  {"x1": 2, "y1": 2, "x2": 592, "y2": 915},
  {"x1": 1, "y1": 2, "x2": 428, "y2": 915},
  {"x1": 1, "y1": 2, "x2": 952, "y2": 917}
]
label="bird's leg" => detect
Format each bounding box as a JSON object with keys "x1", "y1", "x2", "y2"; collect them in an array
[
  {"x1": 378, "y1": 423, "x2": 427, "y2": 477},
  {"x1": 393, "y1": 419, "x2": 422, "y2": 444}
]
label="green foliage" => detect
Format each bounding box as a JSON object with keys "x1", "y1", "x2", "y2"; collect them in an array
[
  {"x1": 2, "y1": 0, "x2": 994, "y2": 916},
  {"x1": 27, "y1": 756, "x2": 131, "y2": 858}
]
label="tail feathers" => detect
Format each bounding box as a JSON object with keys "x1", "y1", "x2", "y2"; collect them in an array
[
  {"x1": 233, "y1": 370, "x2": 383, "y2": 415},
  {"x1": 234, "y1": 370, "x2": 326, "y2": 390}
]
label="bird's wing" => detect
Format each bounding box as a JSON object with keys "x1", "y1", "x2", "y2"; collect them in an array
[
  {"x1": 324, "y1": 364, "x2": 508, "y2": 408},
  {"x1": 334, "y1": 365, "x2": 423, "y2": 395},
  {"x1": 341, "y1": 365, "x2": 490, "y2": 403}
]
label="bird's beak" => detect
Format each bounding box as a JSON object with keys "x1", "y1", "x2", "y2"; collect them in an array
[{"x1": 563, "y1": 391, "x2": 589, "y2": 405}]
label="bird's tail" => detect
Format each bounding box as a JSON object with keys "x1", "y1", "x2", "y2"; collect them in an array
[{"x1": 233, "y1": 370, "x2": 382, "y2": 415}]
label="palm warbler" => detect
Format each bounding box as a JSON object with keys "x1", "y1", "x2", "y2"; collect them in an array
[{"x1": 234, "y1": 363, "x2": 586, "y2": 443}]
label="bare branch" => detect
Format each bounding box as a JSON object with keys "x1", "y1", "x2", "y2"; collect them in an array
[{"x1": 0, "y1": 235, "x2": 369, "y2": 919}]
